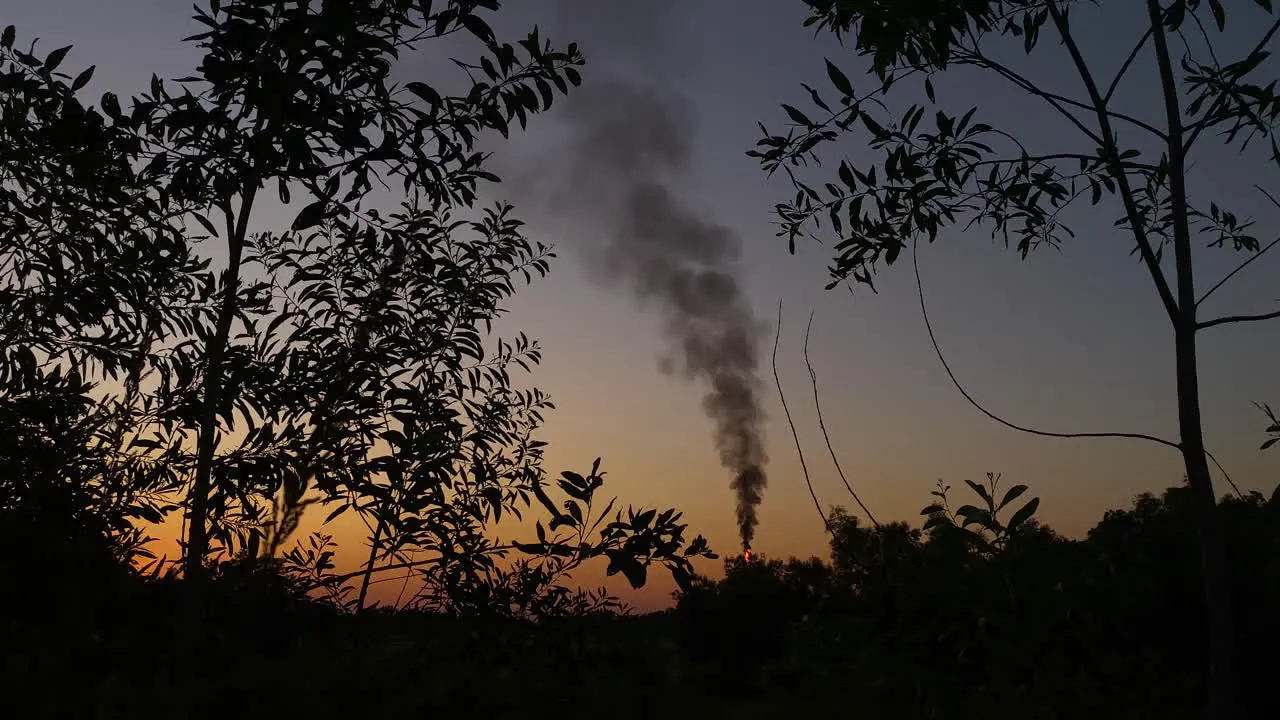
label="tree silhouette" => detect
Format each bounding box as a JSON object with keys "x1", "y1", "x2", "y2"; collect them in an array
[
  {"x1": 751, "y1": 2, "x2": 1280, "y2": 715},
  {"x1": 1, "y1": 2, "x2": 717, "y2": 714}
]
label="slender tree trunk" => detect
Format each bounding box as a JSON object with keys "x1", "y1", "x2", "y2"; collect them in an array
[
  {"x1": 357, "y1": 515, "x2": 387, "y2": 612},
  {"x1": 1143, "y1": 3, "x2": 1234, "y2": 713},
  {"x1": 184, "y1": 188, "x2": 256, "y2": 584},
  {"x1": 175, "y1": 189, "x2": 256, "y2": 720},
  {"x1": 352, "y1": 515, "x2": 387, "y2": 674},
  {"x1": 1175, "y1": 323, "x2": 1234, "y2": 719}
]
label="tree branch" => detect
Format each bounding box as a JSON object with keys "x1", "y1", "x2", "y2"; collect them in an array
[
  {"x1": 912, "y1": 238, "x2": 1181, "y2": 452},
  {"x1": 957, "y1": 48, "x2": 1168, "y2": 140},
  {"x1": 1197, "y1": 237, "x2": 1280, "y2": 307},
  {"x1": 1048, "y1": 0, "x2": 1180, "y2": 323},
  {"x1": 1198, "y1": 185, "x2": 1280, "y2": 307},
  {"x1": 773, "y1": 299, "x2": 831, "y2": 535},
  {"x1": 955, "y1": 49, "x2": 1103, "y2": 145},
  {"x1": 1144, "y1": 0, "x2": 1197, "y2": 318},
  {"x1": 1183, "y1": 16, "x2": 1280, "y2": 155},
  {"x1": 1197, "y1": 308, "x2": 1280, "y2": 330},
  {"x1": 1106, "y1": 26, "x2": 1154, "y2": 103},
  {"x1": 803, "y1": 310, "x2": 881, "y2": 530}
]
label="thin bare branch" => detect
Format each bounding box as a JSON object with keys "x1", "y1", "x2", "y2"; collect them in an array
[
  {"x1": 803, "y1": 310, "x2": 881, "y2": 530},
  {"x1": 957, "y1": 48, "x2": 1168, "y2": 141},
  {"x1": 912, "y1": 238, "x2": 1181, "y2": 452},
  {"x1": 1106, "y1": 26, "x2": 1154, "y2": 103},
  {"x1": 954, "y1": 49, "x2": 1104, "y2": 145},
  {"x1": 1197, "y1": 237, "x2": 1280, "y2": 307},
  {"x1": 1198, "y1": 186, "x2": 1280, "y2": 307},
  {"x1": 1047, "y1": 0, "x2": 1180, "y2": 322},
  {"x1": 773, "y1": 299, "x2": 831, "y2": 534},
  {"x1": 1197, "y1": 308, "x2": 1280, "y2": 330},
  {"x1": 1205, "y1": 450, "x2": 1244, "y2": 500}
]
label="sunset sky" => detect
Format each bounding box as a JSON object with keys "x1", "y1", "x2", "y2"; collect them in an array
[{"x1": 8, "y1": 0, "x2": 1279, "y2": 610}]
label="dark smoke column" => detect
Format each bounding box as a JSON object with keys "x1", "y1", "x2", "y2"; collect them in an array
[{"x1": 546, "y1": 82, "x2": 769, "y2": 550}]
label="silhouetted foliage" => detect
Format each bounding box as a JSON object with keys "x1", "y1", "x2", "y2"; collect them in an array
[
  {"x1": 2, "y1": 0, "x2": 712, "y2": 609},
  {"x1": 673, "y1": 479, "x2": 1280, "y2": 719},
  {"x1": 1259, "y1": 400, "x2": 1280, "y2": 450}
]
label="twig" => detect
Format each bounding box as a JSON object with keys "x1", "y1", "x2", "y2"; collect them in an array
[
  {"x1": 1197, "y1": 308, "x2": 1280, "y2": 330},
  {"x1": 1196, "y1": 185, "x2": 1280, "y2": 307},
  {"x1": 1205, "y1": 450, "x2": 1244, "y2": 500},
  {"x1": 773, "y1": 299, "x2": 831, "y2": 534},
  {"x1": 803, "y1": 310, "x2": 881, "y2": 529},
  {"x1": 913, "y1": 238, "x2": 1243, "y2": 498},
  {"x1": 1105, "y1": 26, "x2": 1153, "y2": 104},
  {"x1": 393, "y1": 551, "x2": 416, "y2": 608},
  {"x1": 1047, "y1": 0, "x2": 1180, "y2": 324},
  {"x1": 912, "y1": 238, "x2": 1181, "y2": 450},
  {"x1": 1197, "y1": 239, "x2": 1280, "y2": 307}
]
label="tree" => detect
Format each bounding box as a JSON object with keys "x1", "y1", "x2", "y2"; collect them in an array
[
  {"x1": 2, "y1": 0, "x2": 714, "y2": 655},
  {"x1": 751, "y1": 1, "x2": 1280, "y2": 716}
]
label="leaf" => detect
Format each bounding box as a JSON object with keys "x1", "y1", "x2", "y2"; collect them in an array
[
  {"x1": 861, "y1": 112, "x2": 888, "y2": 140},
  {"x1": 826, "y1": 59, "x2": 853, "y2": 97},
  {"x1": 44, "y1": 45, "x2": 72, "y2": 73},
  {"x1": 460, "y1": 13, "x2": 495, "y2": 43},
  {"x1": 290, "y1": 200, "x2": 327, "y2": 231},
  {"x1": 613, "y1": 554, "x2": 647, "y2": 589},
  {"x1": 1261, "y1": 437, "x2": 1278, "y2": 450},
  {"x1": 1008, "y1": 497, "x2": 1040, "y2": 530},
  {"x1": 100, "y1": 92, "x2": 121, "y2": 118},
  {"x1": 782, "y1": 104, "x2": 813, "y2": 127},
  {"x1": 482, "y1": 486, "x2": 503, "y2": 521},
  {"x1": 997, "y1": 484, "x2": 1028, "y2": 512},
  {"x1": 1, "y1": 26, "x2": 14, "y2": 50},
  {"x1": 324, "y1": 505, "x2": 349, "y2": 523},
  {"x1": 964, "y1": 478, "x2": 993, "y2": 507},
  {"x1": 634, "y1": 508, "x2": 656, "y2": 530},
  {"x1": 838, "y1": 161, "x2": 856, "y2": 189},
  {"x1": 925, "y1": 76, "x2": 935, "y2": 103},
  {"x1": 191, "y1": 213, "x2": 219, "y2": 237},
  {"x1": 955, "y1": 505, "x2": 994, "y2": 529},
  {"x1": 405, "y1": 81, "x2": 441, "y2": 107},
  {"x1": 1209, "y1": 0, "x2": 1226, "y2": 31},
  {"x1": 670, "y1": 564, "x2": 693, "y2": 593},
  {"x1": 71, "y1": 65, "x2": 95, "y2": 91}
]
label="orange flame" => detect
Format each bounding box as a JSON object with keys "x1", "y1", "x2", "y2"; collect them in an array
[{"x1": 743, "y1": 549, "x2": 752, "y2": 562}]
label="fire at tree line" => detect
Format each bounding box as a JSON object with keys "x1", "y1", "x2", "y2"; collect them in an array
[{"x1": 3, "y1": 1, "x2": 1280, "y2": 718}]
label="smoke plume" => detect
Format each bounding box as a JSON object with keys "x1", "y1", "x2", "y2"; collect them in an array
[{"x1": 545, "y1": 82, "x2": 769, "y2": 550}]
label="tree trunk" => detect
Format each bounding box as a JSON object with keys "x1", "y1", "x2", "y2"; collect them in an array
[
  {"x1": 184, "y1": 190, "x2": 255, "y2": 585},
  {"x1": 357, "y1": 515, "x2": 387, "y2": 612},
  {"x1": 1175, "y1": 323, "x2": 1234, "y2": 719},
  {"x1": 1141, "y1": 2, "x2": 1235, "y2": 711}
]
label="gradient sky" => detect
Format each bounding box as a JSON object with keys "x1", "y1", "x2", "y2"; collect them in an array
[{"x1": 8, "y1": 0, "x2": 1279, "y2": 610}]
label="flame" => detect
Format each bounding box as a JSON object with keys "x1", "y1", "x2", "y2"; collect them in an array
[{"x1": 743, "y1": 549, "x2": 752, "y2": 562}]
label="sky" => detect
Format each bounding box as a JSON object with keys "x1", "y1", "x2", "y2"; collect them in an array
[{"x1": 6, "y1": 0, "x2": 1279, "y2": 610}]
